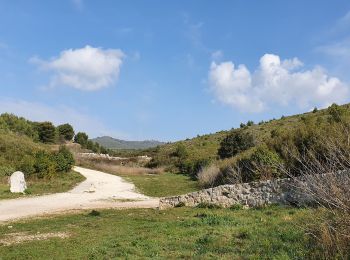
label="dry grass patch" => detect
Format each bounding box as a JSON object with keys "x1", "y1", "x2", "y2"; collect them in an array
[
  {"x1": 77, "y1": 158, "x2": 164, "y2": 176},
  {"x1": 0, "y1": 231, "x2": 70, "y2": 246}
]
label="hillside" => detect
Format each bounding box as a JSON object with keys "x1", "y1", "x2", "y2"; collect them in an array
[
  {"x1": 0, "y1": 114, "x2": 84, "y2": 199},
  {"x1": 147, "y1": 103, "x2": 350, "y2": 176},
  {"x1": 92, "y1": 136, "x2": 165, "y2": 150}
]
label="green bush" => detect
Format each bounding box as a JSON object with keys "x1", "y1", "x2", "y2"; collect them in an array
[
  {"x1": 17, "y1": 155, "x2": 36, "y2": 176},
  {"x1": 55, "y1": 146, "x2": 75, "y2": 173},
  {"x1": 34, "y1": 150, "x2": 57, "y2": 178},
  {"x1": 238, "y1": 145, "x2": 282, "y2": 182},
  {"x1": 173, "y1": 143, "x2": 188, "y2": 159},
  {"x1": 218, "y1": 130, "x2": 255, "y2": 159},
  {"x1": 0, "y1": 165, "x2": 16, "y2": 178}
]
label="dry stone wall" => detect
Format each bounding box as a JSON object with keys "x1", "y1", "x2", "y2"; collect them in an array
[{"x1": 159, "y1": 178, "x2": 312, "y2": 209}]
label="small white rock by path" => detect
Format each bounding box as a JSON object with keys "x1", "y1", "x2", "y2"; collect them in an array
[{"x1": 9, "y1": 171, "x2": 27, "y2": 193}]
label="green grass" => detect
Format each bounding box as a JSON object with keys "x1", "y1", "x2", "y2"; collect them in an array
[
  {"x1": 0, "y1": 206, "x2": 321, "y2": 259},
  {"x1": 122, "y1": 173, "x2": 199, "y2": 197},
  {"x1": 0, "y1": 171, "x2": 85, "y2": 200}
]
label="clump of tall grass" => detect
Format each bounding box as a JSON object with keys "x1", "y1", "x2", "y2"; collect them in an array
[
  {"x1": 279, "y1": 136, "x2": 350, "y2": 259},
  {"x1": 197, "y1": 164, "x2": 220, "y2": 188}
]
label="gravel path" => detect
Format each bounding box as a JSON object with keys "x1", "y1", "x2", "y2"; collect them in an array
[{"x1": 0, "y1": 167, "x2": 159, "y2": 222}]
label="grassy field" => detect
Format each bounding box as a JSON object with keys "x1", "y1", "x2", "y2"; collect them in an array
[
  {"x1": 0, "y1": 206, "x2": 319, "y2": 259},
  {"x1": 0, "y1": 171, "x2": 85, "y2": 200},
  {"x1": 122, "y1": 173, "x2": 199, "y2": 197}
]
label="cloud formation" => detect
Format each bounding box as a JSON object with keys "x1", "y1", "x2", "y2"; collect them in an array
[
  {"x1": 209, "y1": 54, "x2": 349, "y2": 113},
  {"x1": 31, "y1": 45, "x2": 124, "y2": 91}
]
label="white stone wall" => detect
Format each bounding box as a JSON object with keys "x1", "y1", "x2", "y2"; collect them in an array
[{"x1": 159, "y1": 177, "x2": 312, "y2": 209}]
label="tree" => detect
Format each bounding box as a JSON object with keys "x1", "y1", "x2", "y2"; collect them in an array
[
  {"x1": 36, "y1": 122, "x2": 56, "y2": 143},
  {"x1": 57, "y1": 123, "x2": 74, "y2": 141},
  {"x1": 218, "y1": 130, "x2": 255, "y2": 159},
  {"x1": 246, "y1": 120, "x2": 254, "y2": 126},
  {"x1": 74, "y1": 132, "x2": 89, "y2": 147}
]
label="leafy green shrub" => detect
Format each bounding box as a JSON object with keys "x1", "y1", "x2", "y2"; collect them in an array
[
  {"x1": 218, "y1": 130, "x2": 255, "y2": 159},
  {"x1": 17, "y1": 155, "x2": 36, "y2": 176},
  {"x1": 34, "y1": 151, "x2": 57, "y2": 178},
  {"x1": 0, "y1": 165, "x2": 16, "y2": 177},
  {"x1": 173, "y1": 143, "x2": 188, "y2": 159},
  {"x1": 238, "y1": 145, "x2": 282, "y2": 182},
  {"x1": 327, "y1": 103, "x2": 346, "y2": 123},
  {"x1": 55, "y1": 146, "x2": 75, "y2": 173}
]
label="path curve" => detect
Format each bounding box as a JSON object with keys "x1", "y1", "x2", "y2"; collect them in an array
[{"x1": 0, "y1": 167, "x2": 159, "y2": 223}]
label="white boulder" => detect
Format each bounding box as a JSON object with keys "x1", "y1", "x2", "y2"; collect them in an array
[{"x1": 10, "y1": 171, "x2": 27, "y2": 193}]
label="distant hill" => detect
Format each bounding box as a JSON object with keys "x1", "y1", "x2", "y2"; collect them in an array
[{"x1": 92, "y1": 136, "x2": 165, "y2": 150}]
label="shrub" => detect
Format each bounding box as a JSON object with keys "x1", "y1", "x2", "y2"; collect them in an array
[
  {"x1": 34, "y1": 150, "x2": 57, "y2": 178},
  {"x1": 0, "y1": 165, "x2": 16, "y2": 178},
  {"x1": 173, "y1": 143, "x2": 188, "y2": 159},
  {"x1": 238, "y1": 145, "x2": 282, "y2": 182},
  {"x1": 55, "y1": 146, "x2": 75, "y2": 173},
  {"x1": 17, "y1": 155, "x2": 36, "y2": 176},
  {"x1": 327, "y1": 103, "x2": 346, "y2": 123},
  {"x1": 57, "y1": 123, "x2": 75, "y2": 141},
  {"x1": 218, "y1": 130, "x2": 255, "y2": 159}
]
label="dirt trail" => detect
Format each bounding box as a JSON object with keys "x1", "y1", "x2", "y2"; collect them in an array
[{"x1": 0, "y1": 167, "x2": 159, "y2": 223}]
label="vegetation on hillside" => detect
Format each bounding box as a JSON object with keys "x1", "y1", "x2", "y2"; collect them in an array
[{"x1": 0, "y1": 113, "x2": 88, "y2": 196}]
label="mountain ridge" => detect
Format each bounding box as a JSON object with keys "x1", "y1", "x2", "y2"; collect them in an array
[{"x1": 92, "y1": 136, "x2": 165, "y2": 150}]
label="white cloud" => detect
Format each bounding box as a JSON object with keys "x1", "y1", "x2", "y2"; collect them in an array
[
  {"x1": 211, "y1": 50, "x2": 223, "y2": 61},
  {"x1": 31, "y1": 45, "x2": 125, "y2": 91},
  {"x1": 209, "y1": 54, "x2": 349, "y2": 113},
  {"x1": 0, "y1": 98, "x2": 128, "y2": 138},
  {"x1": 316, "y1": 38, "x2": 350, "y2": 59}
]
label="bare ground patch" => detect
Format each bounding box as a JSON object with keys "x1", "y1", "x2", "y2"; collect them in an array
[{"x1": 0, "y1": 231, "x2": 70, "y2": 246}]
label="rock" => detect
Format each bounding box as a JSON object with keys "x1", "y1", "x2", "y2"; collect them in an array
[{"x1": 10, "y1": 171, "x2": 27, "y2": 193}]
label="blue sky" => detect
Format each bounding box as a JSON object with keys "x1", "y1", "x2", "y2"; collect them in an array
[{"x1": 0, "y1": 1, "x2": 350, "y2": 141}]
